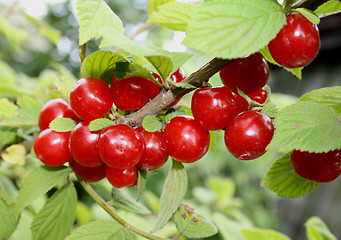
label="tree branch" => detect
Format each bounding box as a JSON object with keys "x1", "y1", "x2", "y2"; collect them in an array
[{"x1": 120, "y1": 58, "x2": 231, "y2": 127}]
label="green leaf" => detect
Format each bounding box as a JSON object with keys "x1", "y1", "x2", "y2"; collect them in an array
[
  {"x1": 109, "y1": 229, "x2": 136, "y2": 240},
  {"x1": 142, "y1": 115, "x2": 162, "y2": 132},
  {"x1": 170, "y1": 81, "x2": 196, "y2": 90},
  {"x1": 81, "y1": 50, "x2": 127, "y2": 81},
  {"x1": 65, "y1": 220, "x2": 125, "y2": 240},
  {"x1": 0, "y1": 198, "x2": 17, "y2": 239},
  {"x1": 183, "y1": 0, "x2": 286, "y2": 59},
  {"x1": 209, "y1": 131, "x2": 216, "y2": 152},
  {"x1": 151, "y1": 159, "x2": 188, "y2": 233},
  {"x1": 305, "y1": 216, "x2": 337, "y2": 240},
  {"x1": 315, "y1": 0, "x2": 341, "y2": 17},
  {"x1": 0, "y1": 127, "x2": 16, "y2": 147},
  {"x1": 260, "y1": 85, "x2": 279, "y2": 118},
  {"x1": 242, "y1": 228, "x2": 291, "y2": 240},
  {"x1": 208, "y1": 177, "x2": 235, "y2": 202},
  {"x1": 111, "y1": 188, "x2": 151, "y2": 215},
  {"x1": 31, "y1": 182, "x2": 77, "y2": 240},
  {"x1": 49, "y1": 117, "x2": 77, "y2": 132},
  {"x1": 168, "y1": 51, "x2": 192, "y2": 74},
  {"x1": 299, "y1": 86, "x2": 341, "y2": 115},
  {"x1": 268, "y1": 102, "x2": 341, "y2": 153},
  {"x1": 173, "y1": 204, "x2": 217, "y2": 238},
  {"x1": 1, "y1": 144, "x2": 26, "y2": 166},
  {"x1": 294, "y1": 8, "x2": 320, "y2": 24},
  {"x1": 260, "y1": 47, "x2": 302, "y2": 79},
  {"x1": 261, "y1": 152, "x2": 320, "y2": 198},
  {"x1": 147, "y1": 0, "x2": 176, "y2": 16},
  {"x1": 15, "y1": 166, "x2": 72, "y2": 215},
  {"x1": 0, "y1": 98, "x2": 17, "y2": 119},
  {"x1": 76, "y1": 0, "x2": 124, "y2": 45},
  {"x1": 148, "y1": 2, "x2": 196, "y2": 31},
  {"x1": 146, "y1": 55, "x2": 174, "y2": 81},
  {"x1": 212, "y1": 213, "x2": 245, "y2": 240},
  {"x1": 137, "y1": 168, "x2": 148, "y2": 201},
  {"x1": 0, "y1": 17, "x2": 27, "y2": 51},
  {"x1": 88, "y1": 118, "x2": 115, "y2": 131}
]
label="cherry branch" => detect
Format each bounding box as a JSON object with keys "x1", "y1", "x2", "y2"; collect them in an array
[
  {"x1": 120, "y1": 58, "x2": 232, "y2": 127},
  {"x1": 293, "y1": 0, "x2": 329, "y2": 11}
]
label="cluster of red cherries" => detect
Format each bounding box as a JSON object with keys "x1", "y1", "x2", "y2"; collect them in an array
[{"x1": 33, "y1": 13, "x2": 340, "y2": 187}]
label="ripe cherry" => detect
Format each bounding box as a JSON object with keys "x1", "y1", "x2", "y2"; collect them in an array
[
  {"x1": 219, "y1": 52, "x2": 269, "y2": 94},
  {"x1": 70, "y1": 78, "x2": 114, "y2": 121},
  {"x1": 147, "y1": 73, "x2": 163, "y2": 100},
  {"x1": 106, "y1": 166, "x2": 138, "y2": 188},
  {"x1": 191, "y1": 86, "x2": 236, "y2": 130},
  {"x1": 232, "y1": 92, "x2": 249, "y2": 115},
  {"x1": 34, "y1": 129, "x2": 71, "y2": 167},
  {"x1": 166, "y1": 68, "x2": 186, "y2": 108},
  {"x1": 135, "y1": 126, "x2": 169, "y2": 171},
  {"x1": 247, "y1": 88, "x2": 267, "y2": 104},
  {"x1": 98, "y1": 124, "x2": 144, "y2": 169},
  {"x1": 110, "y1": 75, "x2": 150, "y2": 111},
  {"x1": 290, "y1": 149, "x2": 341, "y2": 183},
  {"x1": 70, "y1": 121, "x2": 103, "y2": 167},
  {"x1": 224, "y1": 111, "x2": 274, "y2": 160},
  {"x1": 70, "y1": 159, "x2": 106, "y2": 182},
  {"x1": 164, "y1": 115, "x2": 210, "y2": 163},
  {"x1": 268, "y1": 14, "x2": 320, "y2": 68},
  {"x1": 38, "y1": 98, "x2": 79, "y2": 131}
]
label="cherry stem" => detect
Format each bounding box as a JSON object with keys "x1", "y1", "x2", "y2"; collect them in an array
[
  {"x1": 79, "y1": 179, "x2": 169, "y2": 240},
  {"x1": 79, "y1": 43, "x2": 88, "y2": 65}
]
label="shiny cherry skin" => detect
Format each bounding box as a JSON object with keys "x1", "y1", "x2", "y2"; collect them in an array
[
  {"x1": 290, "y1": 149, "x2": 341, "y2": 183},
  {"x1": 191, "y1": 86, "x2": 236, "y2": 130},
  {"x1": 34, "y1": 129, "x2": 71, "y2": 167},
  {"x1": 224, "y1": 111, "x2": 274, "y2": 160},
  {"x1": 164, "y1": 115, "x2": 210, "y2": 163},
  {"x1": 232, "y1": 92, "x2": 249, "y2": 115},
  {"x1": 70, "y1": 121, "x2": 103, "y2": 167},
  {"x1": 98, "y1": 124, "x2": 144, "y2": 169},
  {"x1": 147, "y1": 73, "x2": 163, "y2": 100},
  {"x1": 38, "y1": 98, "x2": 79, "y2": 131},
  {"x1": 70, "y1": 159, "x2": 106, "y2": 182},
  {"x1": 219, "y1": 52, "x2": 269, "y2": 94},
  {"x1": 70, "y1": 78, "x2": 114, "y2": 121},
  {"x1": 268, "y1": 14, "x2": 320, "y2": 68},
  {"x1": 106, "y1": 166, "x2": 138, "y2": 188},
  {"x1": 247, "y1": 88, "x2": 267, "y2": 104},
  {"x1": 135, "y1": 126, "x2": 169, "y2": 171},
  {"x1": 110, "y1": 75, "x2": 150, "y2": 111},
  {"x1": 166, "y1": 68, "x2": 186, "y2": 108}
]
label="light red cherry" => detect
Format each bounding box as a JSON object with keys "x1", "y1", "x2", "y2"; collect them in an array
[
  {"x1": 106, "y1": 166, "x2": 138, "y2": 188},
  {"x1": 70, "y1": 159, "x2": 106, "y2": 182}
]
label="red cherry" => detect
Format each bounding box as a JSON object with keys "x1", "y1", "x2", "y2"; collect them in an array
[
  {"x1": 70, "y1": 121, "x2": 103, "y2": 167},
  {"x1": 70, "y1": 78, "x2": 114, "y2": 121},
  {"x1": 98, "y1": 124, "x2": 144, "y2": 169},
  {"x1": 231, "y1": 92, "x2": 249, "y2": 115},
  {"x1": 147, "y1": 73, "x2": 163, "y2": 100},
  {"x1": 106, "y1": 166, "x2": 138, "y2": 188},
  {"x1": 247, "y1": 88, "x2": 267, "y2": 104},
  {"x1": 219, "y1": 52, "x2": 269, "y2": 94},
  {"x1": 224, "y1": 111, "x2": 274, "y2": 160},
  {"x1": 70, "y1": 159, "x2": 106, "y2": 182},
  {"x1": 191, "y1": 86, "x2": 236, "y2": 130},
  {"x1": 38, "y1": 98, "x2": 79, "y2": 131},
  {"x1": 33, "y1": 129, "x2": 71, "y2": 167},
  {"x1": 110, "y1": 76, "x2": 149, "y2": 111},
  {"x1": 164, "y1": 116, "x2": 210, "y2": 163},
  {"x1": 290, "y1": 149, "x2": 341, "y2": 183},
  {"x1": 166, "y1": 68, "x2": 186, "y2": 108},
  {"x1": 268, "y1": 14, "x2": 320, "y2": 68},
  {"x1": 135, "y1": 126, "x2": 169, "y2": 171}
]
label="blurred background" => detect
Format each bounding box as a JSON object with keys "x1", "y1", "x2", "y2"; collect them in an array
[{"x1": 0, "y1": 0, "x2": 340, "y2": 239}]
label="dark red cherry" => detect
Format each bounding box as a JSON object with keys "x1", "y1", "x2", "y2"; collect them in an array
[
  {"x1": 166, "y1": 68, "x2": 186, "y2": 108},
  {"x1": 219, "y1": 52, "x2": 269, "y2": 94},
  {"x1": 34, "y1": 129, "x2": 71, "y2": 167},
  {"x1": 70, "y1": 159, "x2": 106, "y2": 182},
  {"x1": 147, "y1": 73, "x2": 163, "y2": 100},
  {"x1": 38, "y1": 98, "x2": 79, "y2": 131},
  {"x1": 290, "y1": 149, "x2": 341, "y2": 183},
  {"x1": 164, "y1": 115, "x2": 210, "y2": 163},
  {"x1": 191, "y1": 86, "x2": 236, "y2": 130},
  {"x1": 135, "y1": 126, "x2": 169, "y2": 171},
  {"x1": 70, "y1": 78, "x2": 114, "y2": 121},
  {"x1": 231, "y1": 92, "x2": 249, "y2": 115},
  {"x1": 247, "y1": 88, "x2": 267, "y2": 104},
  {"x1": 98, "y1": 124, "x2": 144, "y2": 169},
  {"x1": 268, "y1": 14, "x2": 320, "y2": 68},
  {"x1": 106, "y1": 166, "x2": 138, "y2": 188},
  {"x1": 70, "y1": 121, "x2": 103, "y2": 167},
  {"x1": 224, "y1": 111, "x2": 274, "y2": 160}
]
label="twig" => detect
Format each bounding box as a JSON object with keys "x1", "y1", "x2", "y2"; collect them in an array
[{"x1": 79, "y1": 43, "x2": 87, "y2": 65}]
